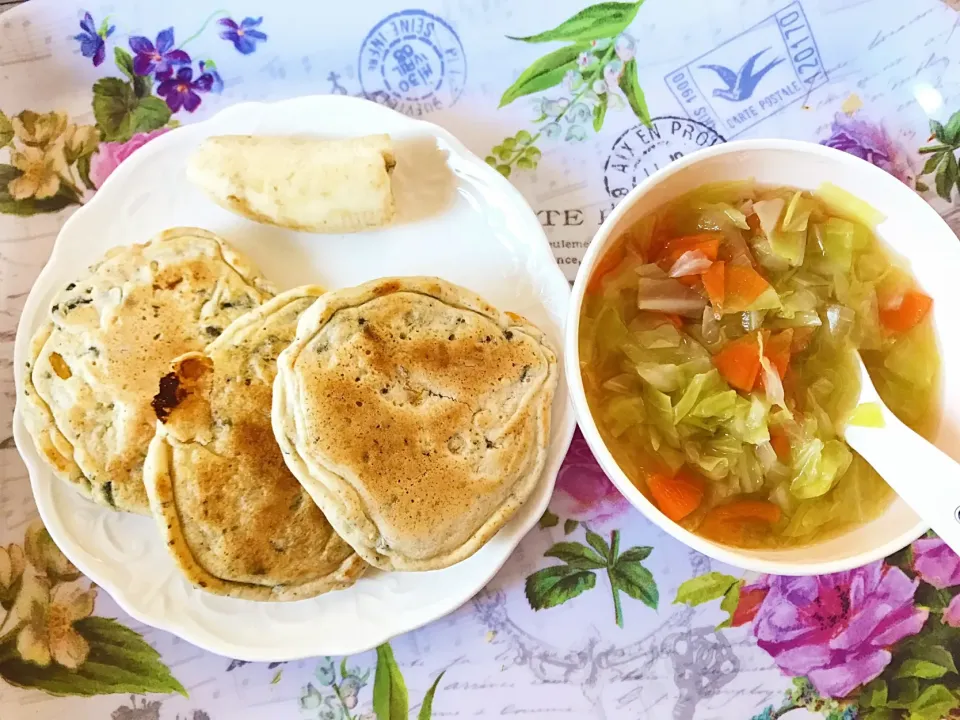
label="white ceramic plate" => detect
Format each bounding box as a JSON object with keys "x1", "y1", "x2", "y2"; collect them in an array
[{"x1": 12, "y1": 95, "x2": 575, "y2": 660}]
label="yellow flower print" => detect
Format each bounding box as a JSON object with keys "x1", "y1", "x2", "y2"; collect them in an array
[
  {"x1": 15, "y1": 570, "x2": 97, "y2": 669},
  {"x1": 12, "y1": 110, "x2": 68, "y2": 149},
  {"x1": 23, "y1": 520, "x2": 81, "y2": 582},
  {"x1": 0, "y1": 543, "x2": 25, "y2": 594},
  {"x1": 8, "y1": 144, "x2": 68, "y2": 201},
  {"x1": 62, "y1": 123, "x2": 100, "y2": 164}
]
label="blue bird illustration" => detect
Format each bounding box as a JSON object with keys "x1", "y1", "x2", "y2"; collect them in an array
[{"x1": 699, "y1": 48, "x2": 785, "y2": 102}]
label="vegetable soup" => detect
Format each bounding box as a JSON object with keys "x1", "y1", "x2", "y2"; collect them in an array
[{"x1": 579, "y1": 181, "x2": 940, "y2": 549}]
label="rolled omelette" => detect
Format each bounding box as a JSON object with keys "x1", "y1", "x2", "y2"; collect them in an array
[{"x1": 187, "y1": 134, "x2": 396, "y2": 233}]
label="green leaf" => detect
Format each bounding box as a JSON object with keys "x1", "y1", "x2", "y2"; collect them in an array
[
  {"x1": 499, "y1": 43, "x2": 589, "y2": 107},
  {"x1": 0, "y1": 164, "x2": 76, "y2": 216},
  {"x1": 76, "y1": 154, "x2": 94, "y2": 191},
  {"x1": 0, "y1": 617, "x2": 186, "y2": 696},
  {"x1": 515, "y1": 130, "x2": 532, "y2": 145},
  {"x1": 92, "y1": 77, "x2": 171, "y2": 143},
  {"x1": 524, "y1": 146, "x2": 542, "y2": 162},
  {"x1": 114, "y1": 47, "x2": 135, "y2": 80},
  {"x1": 918, "y1": 144, "x2": 949, "y2": 155},
  {"x1": 894, "y1": 659, "x2": 948, "y2": 680},
  {"x1": 716, "y1": 581, "x2": 741, "y2": 629},
  {"x1": 417, "y1": 670, "x2": 445, "y2": 720},
  {"x1": 921, "y1": 151, "x2": 945, "y2": 176},
  {"x1": 618, "y1": 59, "x2": 651, "y2": 128},
  {"x1": 584, "y1": 530, "x2": 611, "y2": 562},
  {"x1": 859, "y1": 679, "x2": 888, "y2": 709},
  {"x1": 563, "y1": 519, "x2": 579, "y2": 535},
  {"x1": 617, "y1": 546, "x2": 652, "y2": 563},
  {"x1": 538, "y1": 510, "x2": 559, "y2": 529},
  {"x1": 912, "y1": 645, "x2": 958, "y2": 675},
  {"x1": 373, "y1": 643, "x2": 409, "y2": 720},
  {"x1": 916, "y1": 180, "x2": 929, "y2": 192},
  {"x1": 935, "y1": 152, "x2": 958, "y2": 201},
  {"x1": 516, "y1": 157, "x2": 535, "y2": 170},
  {"x1": 524, "y1": 566, "x2": 596, "y2": 610},
  {"x1": 495, "y1": 164, "x2": 511, "y2": 178},
  {"x1": 860, "y1": 710, "x2": 895, "y2": 720},
  {"x1": 593, "y1": 93, "x2": 608, "y2": 132},
  {"x1": 271, "y1": 669, "x2": 282, "y2": 684},
  {"x1": 544, "y1": 542, "x2": 607, "y2": 570},
  {"x1": 888, "y1": 678, "x2": 920, "y2": 709},
  {"x1": 340, "y1": 656, "x2": 348, "y2": 678},
  {"x1": 673, "y1": 572, "x2": 739, "y2": 606},
  {"x1": 0, "y1": 110, "x2": 12, "y2": 148},
  {"x1": 945, "y1": 110, "x2": 960, "y2": 145},
  {"x1": 508, "y1": 1, "x2": 645, "y2": 43},
  {"x1": 610, "y1": 560, "x2": 658, "y2": 609},
  {"x1": 907, "y1": 684, "x2": 959, "y2": 720},
  {"x1": 931, "y1": 120, "x2": 947, "y2": 144}
]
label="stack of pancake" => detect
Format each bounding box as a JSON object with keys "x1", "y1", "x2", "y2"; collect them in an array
[{"x1": 21, "y1": 229, "x2": 559, "y2": 601}]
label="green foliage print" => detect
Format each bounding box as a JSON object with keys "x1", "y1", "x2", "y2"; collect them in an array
[
  {"x1": 489, "y1": 0, "x2": 652, "y2": 178},
  {"x1": 299, "y1": 643, "x2": 445, "y2": 720},
  {"x1": 525, "y1": 525, "x2": 658, "y2": 627},
  {"x1": 916, "y1": 110, "x2": 960, "y2": 201}
]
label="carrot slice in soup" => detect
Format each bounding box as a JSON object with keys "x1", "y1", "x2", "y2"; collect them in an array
[
  {"x1": 725, "y1": 264, "x2": 771, "y2": 309},
  {"x1": 879, "y1": 289, "x2": 932, "y2": 332},
  {"x1": 702, "y1": 261, "x2": 726, "y2": 310},
  {"x1": 769, "y1": 425, "x2": 791, "y2": 460},
  {"x1": 647, "y1": 468, "x2": 705, "y2": 522},
  {"x1": 699, "y1": 500, "x2": 782, "y2": 544},
  {"x1": 658, "y1": 234, "x2": 721, "y2": 265},
  {"x1": 586, "y1": 243, "x2": 626, "y2": 294},
  {"x1": 764, "y1": 329, "x2": 793, "y2": 378},
  {"x1": 712, "y1": 332, "x2": 762, "y2": 392}
]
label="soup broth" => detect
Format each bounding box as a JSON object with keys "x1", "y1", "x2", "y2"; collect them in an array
[{"x1": 579, "y1": 181, "x2": 940, "y2": 549}]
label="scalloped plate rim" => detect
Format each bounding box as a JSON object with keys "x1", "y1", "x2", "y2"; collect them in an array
[{"x1": 12, "y1": 94, "x2": 576, "y2": 660}]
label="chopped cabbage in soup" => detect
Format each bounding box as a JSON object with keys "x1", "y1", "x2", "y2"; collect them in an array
[{"x1": 579, "y1": 181, "x2": 940, "y2": 549}]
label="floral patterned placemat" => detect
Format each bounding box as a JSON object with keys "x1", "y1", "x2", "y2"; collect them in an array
[{"x1": 1, "y1": 1, "x2": 960, "y2": 718}]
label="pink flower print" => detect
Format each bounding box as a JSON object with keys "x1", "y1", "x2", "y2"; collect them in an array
[
  {"x1": 752, "y1": 562, "x2": 928, "y2": 698},
  {"x1": 821, "y1": 113, "x2": 914, "y2": 185},
  {"x1": 912, "y1": 537, "x2": 960, "y2": 589},
  {"x1": 550, "y1": 428, "x2": 630, "y2": 528},
  {"x1": 944, "y1": 594, "x2": 960, "y2": 628},
  {"x1": 732, "y1": 575, "x2": 771, "y2": 627},
  {"x1": 89, "y1": 129, "x2": 170, "y2": 189}
]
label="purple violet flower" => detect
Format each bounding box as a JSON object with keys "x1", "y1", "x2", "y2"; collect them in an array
[
  {"x1": 157, "y1": 67, "x2": 213, "y2": 113},
  {"x1": 752, "y1": 562, "x2": 928, "y2": 698},
  {"x1": 74, "y1": 12, "x2": 114, "y2": 67},
  {"x1": 199, "y1": 61, "x2": 224, "y2": 94},
  {"x1": 219, "y1": 17, "x2": 267, "y2": 55},
  {"x1": 129, "y1": 27, "x2": 190, "y2": 78}
]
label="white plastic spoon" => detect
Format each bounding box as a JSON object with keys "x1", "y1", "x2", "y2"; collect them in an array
[{"x1": 843, "y1": 355, "x2": 960, "y2": 553}]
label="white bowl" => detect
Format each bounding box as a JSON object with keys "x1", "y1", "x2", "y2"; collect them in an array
[{"x1": 566, "y1": 139, "x2": 960, "y2": 576}]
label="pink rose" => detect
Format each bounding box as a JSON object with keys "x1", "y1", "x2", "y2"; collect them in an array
[
  {"x1": 912, "y1": 537, "x2": 960, "y2": 589},
  {"x1": 89, "y1": 128, "x2": 170, "y2": 189},
  {"x1": 550, "y1": 428, "x2": 630, "y2": 528}
]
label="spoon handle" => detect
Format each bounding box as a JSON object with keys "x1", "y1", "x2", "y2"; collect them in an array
[{"x1": 845, "y1": 406, "x2": 960, "y2": 554}]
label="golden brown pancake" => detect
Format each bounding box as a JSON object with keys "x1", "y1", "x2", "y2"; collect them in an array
[
  {"x1": 273, "y1": 277, "x2": 559, "y2": 571},
  {"x1": 144, "y1": 287, "x2": 365, "y2": 600},
  {"x1": 21, "y1": 228, "x2": 273, "y2": 514}
]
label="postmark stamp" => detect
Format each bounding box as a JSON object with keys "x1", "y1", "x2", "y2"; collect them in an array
[
  {"x1": 604, "y1": 116, "x2": 726, "y2": 199},
  {"x1": 664, "y1": 1, "x2": 827, "y2": 137},
  {"x1": 358, "y1": 9, "x2": 466, "y2": 116}
]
